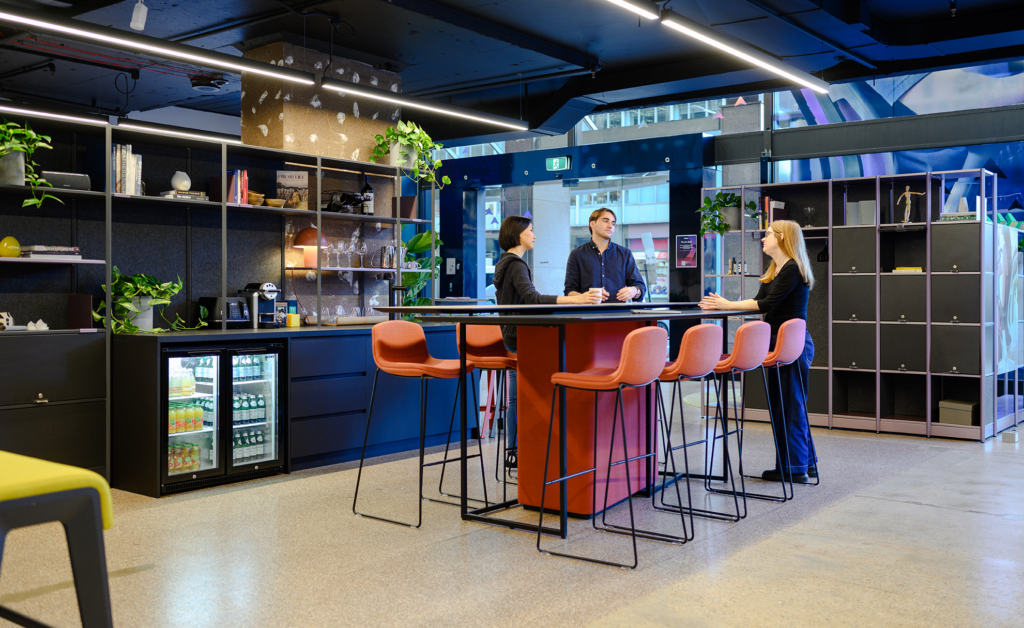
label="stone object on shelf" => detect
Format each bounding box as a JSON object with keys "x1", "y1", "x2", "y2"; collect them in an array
[{"x1": 170, "y1": 171, "x2": 191, "y2": 191}]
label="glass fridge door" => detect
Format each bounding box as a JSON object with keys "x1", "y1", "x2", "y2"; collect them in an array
[
  {"x1": 165, "y1": 352, "x2": 222, "y2": 482},
  {"x1": 228, "y1": 350, "x2": 281, "y2": 469}
]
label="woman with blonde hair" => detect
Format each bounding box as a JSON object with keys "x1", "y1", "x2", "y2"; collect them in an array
[{"x1": 699, "y1": 220, "x2": 817, "y2": 483}]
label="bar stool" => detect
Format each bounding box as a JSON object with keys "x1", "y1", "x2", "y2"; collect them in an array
[
  {"x1": 702, "y1": 321, "x2": 771, "y2": 521},
  {"x1": 437, "y1": 323, "x2": 517, "y2": 503},
  {"x1": 653, "y1": 324, "x2": 724, "y2": 528},
  {"x1": 755, "y1": 319, "x2": 820, "y2": 489},
  {"x1": 537, "y1": 326, "x2": 689, "y2": 570},
  {"x1": 0, "y1": 451, "x2": 114, "y2": 628},
  {"x1": 353, "y1": 320, "x2": 487, "y2": 528}
]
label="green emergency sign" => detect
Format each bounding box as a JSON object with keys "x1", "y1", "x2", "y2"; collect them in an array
[{"x1": 545, "y1": 156, "x2": 571, "y2": 171}]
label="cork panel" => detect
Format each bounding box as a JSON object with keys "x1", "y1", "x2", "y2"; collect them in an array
[{"x1": 241, "y1": 42, "x2": 401, "y2": 164}]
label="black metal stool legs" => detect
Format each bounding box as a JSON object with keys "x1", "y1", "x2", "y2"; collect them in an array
[
  {"x1": 432, "y1": 371, "x2": 490, "y2": 507},
  {"x1": 738, "y1": 365, "x2": 794, "y2": 502}
]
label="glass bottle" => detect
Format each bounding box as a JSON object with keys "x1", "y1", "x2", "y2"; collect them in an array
[{"x1": 361, "y1": 174, "x2": 374, "y2": 215}]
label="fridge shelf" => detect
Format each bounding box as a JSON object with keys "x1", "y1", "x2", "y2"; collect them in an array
[
  {"x1": 232, "y1": 379, "x2": 270, "y2": 385},
  {"x1": 171, "y1": 392, "x2": 215, "y2": 400},
  {"x1": 232, "y1": 421, "x2": 267, "y2": 428},
  {"x1": 169, "y1": 427, "x2": 215, "y2": 436}
]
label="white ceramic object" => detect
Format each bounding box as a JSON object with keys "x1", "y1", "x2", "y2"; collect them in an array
[
  {"x1": 390, "y1": 142, "x2": 417, "y2": 173},
  {"x1": 170, "y1": 171, "x2": 192, "y2": 192},
  {"x1": 0, "y1": 152, "x2": 25, "y2": 187},
  {"x1": 27, "y1": 321, "x2": 35, "y2": 330},
  {"x1": 132, "y1": 296, "x2": 154, "y2": 330}
]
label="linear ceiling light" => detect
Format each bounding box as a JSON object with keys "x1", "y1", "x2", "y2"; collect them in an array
[
  {"x1": 659, "y1": 10, "x2": 830, "y2": 94},
  {"x1": 117, "y1": 123, "x2": 242, "y2": 144},
  {"x1": 603, "y1": 0, "x2": 659, "y2": 20},
  {"x1": 321, "y1": 78, "x2": 529, "y2": 131},
  {"x1": 0, "y1": 8, "x2": 315, "y2": 85},
  {"x1": 0, "y1": 105, "x2": 109, "y2": 125}
]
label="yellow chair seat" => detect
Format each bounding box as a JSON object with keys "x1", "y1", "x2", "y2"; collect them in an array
[{"x1": 0, "y1": 451, "x2": 113, "y2": 529}]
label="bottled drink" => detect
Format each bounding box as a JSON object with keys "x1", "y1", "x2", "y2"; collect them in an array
[
  {"x1": 361, "y1": 174, "x2": 374, "y2": 215},
  {"x1": 257, "y1": 395, "x2": 266, "y2": 422},
  {"x1": 253, "y1": 356, "x2": 262, "y2": 381},
  {"x1": 170, "y1": 367, "x2": 181, "y2": 397},
  {"x1": 246, "y1": 355, "x2": 254, "y2": 381},
  {"x1": 184, "y1": 369, "x2": 195, "y2": 397},
  {"x1": 169, "y1": 404, "x2": 177, "y2": 435},
  {"x1": 243, "y1": 395, "x2": 252, "y2": 423},
  {"x1": 232, "y1": 395, "x2": 240, "y2": 425},
  {"x1": 232, "y1": 432, "x2": 239, "y2": 463},
  {"x1": 256, "y1": 429, "x2": 265, "y2": 458}
]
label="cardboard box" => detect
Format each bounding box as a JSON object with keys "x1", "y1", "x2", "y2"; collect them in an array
[{"x1": 938, "y1": 399, "x2": 980, "y2": 426}]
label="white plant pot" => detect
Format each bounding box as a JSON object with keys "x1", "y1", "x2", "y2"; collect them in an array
[
  {"x1": 171, "y1": 171, "x2": 191, "y2": 192},
  {"x1": 0, "y1": 152, "x2": 25, "y2": 187},
  {"x1": 132, "y1": 296, "x2": 155, "y2": 330},
  {"x1": 390, "y1": 142, "x2": 418, "y2": 174}
]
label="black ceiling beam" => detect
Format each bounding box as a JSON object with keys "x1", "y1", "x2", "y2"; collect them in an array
[
  {"x1": 815, "y1": 1, "x2": 1024, "y2": 47},
  {"x1": 0, "y1": 43, "x2": 140, "y2": 78},
  {"x1": 379, "y1": 0, "x2": 598, "y2": 69},
  {"x1": 170, "y1": 0, "x2": 336, "y2": 43}
]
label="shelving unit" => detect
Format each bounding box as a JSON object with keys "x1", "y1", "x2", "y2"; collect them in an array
[{"x1": 706, "y1": 169, "x2": 1014, "y2": 441}]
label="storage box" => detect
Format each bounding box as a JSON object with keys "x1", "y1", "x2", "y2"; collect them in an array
[
  {"x1": 938, "y1": 399, "x2": 979, "y2": 426},
  {"x1": 859, "y1": 200, "x2": 876, "y2": 225}
]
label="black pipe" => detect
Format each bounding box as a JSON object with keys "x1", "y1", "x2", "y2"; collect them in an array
[
  {"x1": 171, "y1": 0, "x2": 337, "y2": 42},
  {"x1": 409, "y1": 67, "x2": 598, "y2": 98},
  {"x1": 0, "y1": 61, "x2": 55, "y2": 81}
]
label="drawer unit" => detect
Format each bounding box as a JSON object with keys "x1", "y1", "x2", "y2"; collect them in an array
[
  {"x1": 0, "y1": 332, "x2": 105, "y2": 407},
  {"x1": 742, "y1": 367, "x2": 827, "y2": 415},
  {"x1": 833, "y1": 323, "x2": 875, "y2": 370},
  {"x1": 833, "y1": 275, "x2": 875, "y2": 321},
  {"x1": 289, "y1": 336, "x2": 367, "y2": 378},
  {"x1": 290, "y1": 412, "x2": 367, "y2": 459},
  {"x1": 931, "y1": 274, "x2": 982, "y2": 324},
  {"x1": 932, "y1": 223, "x2": 980, "y2": 272},
  {"x1": 880, "y1": 325, "x2": 926, "y2": 372},
  {"x1": 290, "y1": 375, "x2": 369, "y2": 419},
  {"x1": 880, "y1": 275, "x2": 926, "y2": 322},
  {"x1": 833, "y1": 227, "x2": 876, "y2": 274},
  {"x1": 931, "y1": 326, "x2": 980, "y2": 375},
  {"x1": 0, "y1": 401, "x2": 105, "y2": 469}
]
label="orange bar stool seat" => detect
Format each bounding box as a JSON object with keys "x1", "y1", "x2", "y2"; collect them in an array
[
  {"x1": 353, "y1": 320, "x2": 488, "y2": 529},
  {"x1": 654, "y1": 324, "x2": 724, "y2": 526},
  {"x1": 537, "y1": 326, "x2": 691, "y2": 570},
  {"x1": 701, "y1": 321, "x2": 771, "y2": 521},
  {"x1": 759, "y1": 318, "x2": 819, "y2": 488}
]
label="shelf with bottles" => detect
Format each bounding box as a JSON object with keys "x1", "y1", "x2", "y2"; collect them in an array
[
  {"x1": 232, "y1": 379, "x2": 271, "y2": 385},
  {"x1": 233, "y1": 421, "x2": 268, "y2": 429},
  {"x1": 170, "y1": 426, "x2": 215, "y2": 436}
]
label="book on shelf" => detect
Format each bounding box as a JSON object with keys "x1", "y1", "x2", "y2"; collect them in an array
[
  {"x1": 277, "y1": 171, "x2": 308, "y2": 209},
  {"x1": 22, "y1": 245, "x2": 80, "y2": 253},
  {"x1": 160, "y1": 191, "x2": 209, "y2": 201},
  {"x1": 20, "y1": 253, "x2": 83, "y2": 260},
  {"x1": 111, "y1": 144, "x2": 142, "y2": 194},
  {"x1": 210, "y1": 170, "x2": 247, "y2": 203},
  {"x1": 893, "y1": 267, "x2": 923, "y2": 273}
]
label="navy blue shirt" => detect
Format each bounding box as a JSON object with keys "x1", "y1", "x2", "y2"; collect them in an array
[{"x1": 564, "y1": 240, "x2": 647, "y2": 303}]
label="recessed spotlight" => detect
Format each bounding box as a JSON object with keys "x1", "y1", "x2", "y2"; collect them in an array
[{"x1": 191, "y1": 74, "x2": 226, "y2": 93}]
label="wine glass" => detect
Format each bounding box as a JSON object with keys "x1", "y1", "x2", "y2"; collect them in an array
[
  {"x1": 335, "y1": 304, "x2": 346, "y2": 319},
  {"x1": 357, "y1": 242, "x2": 368, "y2": 267}
]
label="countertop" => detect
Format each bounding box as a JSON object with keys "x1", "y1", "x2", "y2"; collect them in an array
[{"x1": 110, "y1": 322, "x2": 455, "y2": 344}]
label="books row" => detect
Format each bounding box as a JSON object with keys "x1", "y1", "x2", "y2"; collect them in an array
[{"x1": 113, "y1": 144, "x2": 142, "y2": 195}]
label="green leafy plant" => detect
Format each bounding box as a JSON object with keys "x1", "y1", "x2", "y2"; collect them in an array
[
  {"x1": 92, "y1": 266, "x2": 208, "y2": 334},
  {"x1": 399, "y1": 230, "x2": 443, "y2": 320},
  {"x1": 0, "y1": 119, "x2": 63, "y2": 209},
  {"x1": 697, "y1": 192, "x2": 758, "y2": 236},
  {"x1": 370, "y1": 120, "x2": 452, "y2": 190}
]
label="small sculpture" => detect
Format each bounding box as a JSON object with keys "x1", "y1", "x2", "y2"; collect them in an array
[
  {"x1": 896, "y1": 185, "x2": 925, "y2": 223},
  {"x1": 170, "y1": 171, "x2": 192, "y2": 192}
]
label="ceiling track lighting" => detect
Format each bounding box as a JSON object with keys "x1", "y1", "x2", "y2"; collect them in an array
[
  {"x1": 320, "y1": 78, "x2": 529, "y2": 131},
  {"x1": 116, "y1": 123, "x2": 242, "y2": 144},
  {"x1": 604, "y1": 0, "x2": 659, "y2": 20},
  {"x1": 0, "y1": 6, "x2": 315, "y2": 85},
  {"x1": 0, "y1": 104, "x2": 109, "y2": 125},
  {"x1": 659, "y1": 10, "x2": 830, "y2": 94}
]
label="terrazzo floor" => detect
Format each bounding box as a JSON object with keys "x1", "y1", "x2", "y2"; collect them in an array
[{"x1": 1, "y1": 385, "x2": 1022, "y2": 628}]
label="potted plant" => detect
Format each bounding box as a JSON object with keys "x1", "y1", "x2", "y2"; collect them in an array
[
  {"x1": 698, "y1": 192, "x2": 758, "y2": 236},
  {"x1": 93, "y1": 266, "x2": 209, "y2": 334},
  {"x1": 370, "y1": 121, "x2": 452, "y2": 190},
  {"x1": 398, "y1": 230, "x2": 442, "y2": 319},
  {"x1": 0, "y1": 119, "x2": 62, "y2": 209}
]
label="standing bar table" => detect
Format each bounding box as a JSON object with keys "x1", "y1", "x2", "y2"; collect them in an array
[{"x1": 376, "y1": 303, "x2": 759, "y2": 538}]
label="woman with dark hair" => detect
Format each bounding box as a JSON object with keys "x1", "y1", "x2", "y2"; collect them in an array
[{"x1": 492, "y1": 215, "x2": 601, "y2": 467}]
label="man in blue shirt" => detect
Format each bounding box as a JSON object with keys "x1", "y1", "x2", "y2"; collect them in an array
[{"x1": 564, "y1": 208, "x2": 646, "y2": 303}]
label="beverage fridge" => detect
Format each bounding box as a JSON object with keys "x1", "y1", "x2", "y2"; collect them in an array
[{"x1": 162, "y1": 343, "x2": 284, "y2": 489}]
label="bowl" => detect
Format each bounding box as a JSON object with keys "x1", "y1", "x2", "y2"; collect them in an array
[{"x1": 265, "y1": 199, "x2": 286, "y2": 208}]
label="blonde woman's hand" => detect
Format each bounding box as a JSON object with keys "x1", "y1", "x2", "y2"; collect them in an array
[
  {"x1": 699, "y1": 293, "x2": 729, "y2": 310},
  {"x1": 572, "y1": 291, "x2": 602, "y2": 305}
]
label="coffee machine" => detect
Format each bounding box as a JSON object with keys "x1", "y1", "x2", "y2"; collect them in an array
[{"x1": 238, "y1": 282, "x2": 281, "y2": 328}]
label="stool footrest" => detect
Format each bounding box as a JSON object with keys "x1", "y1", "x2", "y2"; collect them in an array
[
  {"x1": 422, "y1": 454, "x2": 480, "y2": 468},
  {"x1": 609, "y1": 452, "x2": 655, "y2": 467},
  {"x1": 0, "y1": 604, "x2": 53, "y2": 628},
  {"x1": 544, "y1": 467, "x2": 596, "y2": 485}
]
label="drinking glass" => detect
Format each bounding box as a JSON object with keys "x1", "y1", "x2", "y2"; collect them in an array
[
  {"x1": 357, "y1": 242, "x2": 368, "y2": 267},
  {"x1": 335, "y1": 305, "x2": 346, "y2": 319}
]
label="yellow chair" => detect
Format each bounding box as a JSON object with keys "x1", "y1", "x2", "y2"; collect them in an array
[{"x1": 0, "y1": 451, "x2": 114, "y2": 628}]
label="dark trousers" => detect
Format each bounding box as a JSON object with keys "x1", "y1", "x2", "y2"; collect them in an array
[{"x1": 765, "y1": 330, "x2": 816, "y2": 474}]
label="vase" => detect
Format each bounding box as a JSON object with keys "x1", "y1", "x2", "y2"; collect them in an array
[
  {"x1": 132, "y1": 296, "x2": 154, "y2": 330},
  {"x1": 170, "y1": 171, "x2": 191, "y2": 192},
  {"x1": 390, "y1": 142, "x2": 418, "y2": 173},
  {"x1": 0, "y1": 152, "x2": 25, "y2": 187},
  {"x1": 721, "y1": 206, "x2": 742, "y2": 230}
]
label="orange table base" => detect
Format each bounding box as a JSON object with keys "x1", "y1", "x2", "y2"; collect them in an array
[{"x1": 517, "y1": 321, "x2": 656, "y2": 516}]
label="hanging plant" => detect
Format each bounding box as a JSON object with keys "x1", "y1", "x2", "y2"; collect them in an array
[{"x1": 370, "y1": 121, "x2": 452, "y2": 190}]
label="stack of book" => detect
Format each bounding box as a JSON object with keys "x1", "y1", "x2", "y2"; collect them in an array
[
  {"x1": 112, "y1": 144, "x2": 142, "y2": 195},
  {"x1": 211, "y1": 170, "x2": 248, "y2": 204},
  {"x1": 20, "y1": 245, "x2": 82, "y2": 260},
  {"x1": 893, "y1": 267, "x2": 923, "y2": 273},
  {"x1": 160, "y1": 190, "x2": 209, "y2": 202}
]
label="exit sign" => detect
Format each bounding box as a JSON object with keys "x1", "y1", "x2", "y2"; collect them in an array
[{"x1": 546, "y1": 156, "x2": 571, "y2": 171}]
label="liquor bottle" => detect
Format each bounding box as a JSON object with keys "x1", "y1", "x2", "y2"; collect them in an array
[
  {"x1": 361, "y1": 174, "x2": 374, "y2": 215},
  {"x1": 257, "y1": 395, "x2": 266, "y2": 422}
]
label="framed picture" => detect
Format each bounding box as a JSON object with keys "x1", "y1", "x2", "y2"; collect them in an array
[
  {"x1": 274, "y1": 302, "x2": 288, "y2": 325},
  {"x1": 676, "y1": 235, "x2": 697, "y2": 268}
]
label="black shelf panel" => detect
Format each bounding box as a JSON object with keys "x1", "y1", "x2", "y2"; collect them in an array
[
  {"x1": 879, "y1": 223, "x2": 927, "y2": 232},
  {"x1": 0, "y1": 184, "x2": 105, "y2": 200},
  {"x1": 112, "y1": 193, "x2": 220, "y2": 208}
]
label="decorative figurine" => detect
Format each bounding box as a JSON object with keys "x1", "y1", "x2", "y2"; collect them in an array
[
  {"x1": 170, "y1": 171, "x2": 192, "y2": 192},
  {"x1": 896, "y1": 185, "x2": 925, "y2": 223}
]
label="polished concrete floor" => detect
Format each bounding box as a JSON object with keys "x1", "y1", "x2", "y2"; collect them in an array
[{"x1": 2, "y1": 389, "x2": 1023, "y2": 628}]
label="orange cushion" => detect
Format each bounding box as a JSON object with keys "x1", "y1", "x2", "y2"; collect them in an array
[{"x1": 550, "y1": 367, "x2": 618, "y2": 390}]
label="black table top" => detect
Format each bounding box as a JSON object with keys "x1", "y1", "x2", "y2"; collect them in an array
[
  {"x1": 375, "y1": 301, "x2": 701, "y2": 316},
  {"x1": 394, "y1": 308, "x2": 761, "y2": 326}
]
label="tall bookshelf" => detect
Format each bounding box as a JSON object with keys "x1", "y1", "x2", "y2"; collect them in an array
[{"x1": 704, "y1": 169, "x2": 1016, "y2": 442}]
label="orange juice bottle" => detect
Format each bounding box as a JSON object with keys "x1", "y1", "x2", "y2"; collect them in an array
[
  {"x1": 169, "y1": 404, "x2": 177, "y2": 434},
  {"x1": 184, "y1": 404, "x2": 194, "y2": 431},
  {"x1": 176, "y1": 404, "x2": 187, "y2": 433}
]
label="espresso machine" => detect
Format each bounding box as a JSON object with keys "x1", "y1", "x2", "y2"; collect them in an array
[{"x1": 238, "y1": 282, "x2": 281, "y2": 328}]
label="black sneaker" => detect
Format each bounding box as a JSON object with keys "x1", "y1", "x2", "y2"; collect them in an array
[
  {"x1": 761, "y1": 468, "x2": 810, "y2": 483},
  {"x1": 808, "y1": 464, "x2": 818, "y2": 479},
  {"x1": 504, "y1": 448, "x2": 518, "y2": 469}
]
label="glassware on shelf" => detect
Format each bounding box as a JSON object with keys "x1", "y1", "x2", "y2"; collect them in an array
[
  {"x1": 357, "y1": 242, "x2": 368, "y2": 268},
  {"x1": 349, "y1": 241, "x2": 360, "y2": 268},
  {"x1": 335, "y1": 305, "x2": 346, "y2": 319}
]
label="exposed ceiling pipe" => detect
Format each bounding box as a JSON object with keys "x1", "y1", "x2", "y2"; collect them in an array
[
  {"x1": 409, "y1": 67, "x2": 599, "y2": 98},
  {"x1": 0, "y1": 60, "x2": 55, "y2": 81},
  {"x1": 0, "y1": 86, "x2": 120, "y2": 115},
  {"x1": 170, "y1": 0, "x2": 336, "y2": 43},
  {"x1": 0, "y1": 44, "x2": 139, "y2": 79},
  {"x1": 732, "y1": 0, "x2": 876, "y2": 70}
]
